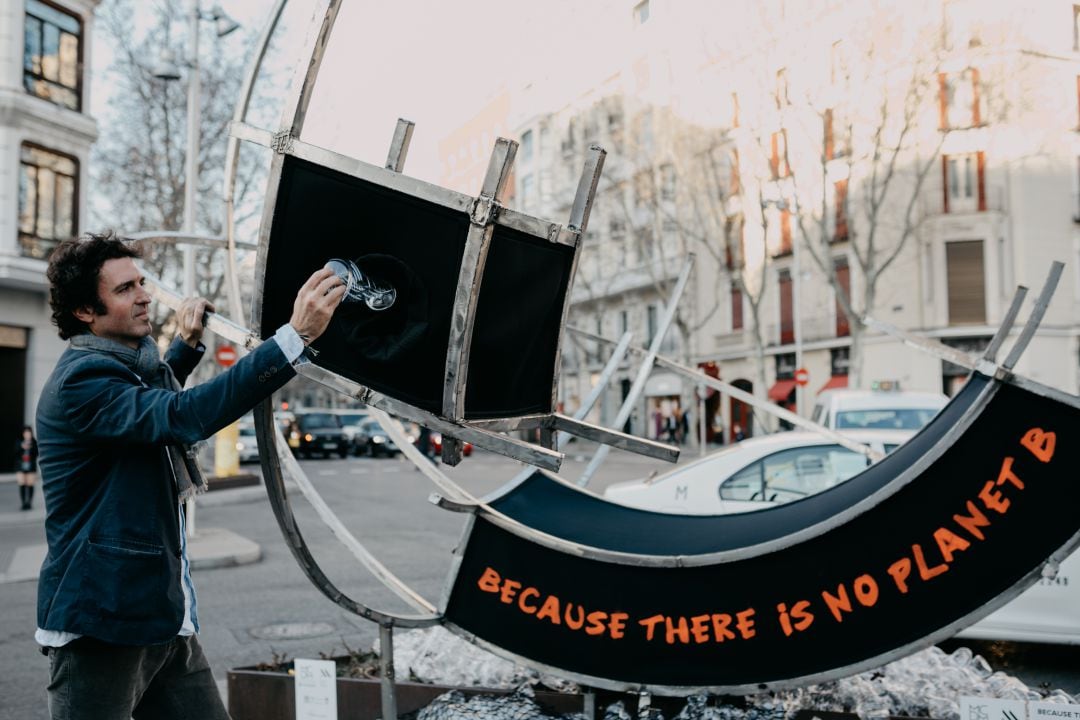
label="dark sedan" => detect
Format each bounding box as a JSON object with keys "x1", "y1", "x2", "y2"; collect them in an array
[{"x1": 290, "y1": 412, "x2": 349, "y2": 459}]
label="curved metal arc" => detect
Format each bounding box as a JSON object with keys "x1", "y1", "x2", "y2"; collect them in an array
[
  {"x1": 145, "y1": 266, "x2": 441, "y2": 621},
  {"x1": 442, "y1": 524, "x2": 1080, "y2": 696},
  {"x1": 448, "y1": 374, "x2": 1002, "y2": 568},
  {"x1": 253, "y1": 399, "x2": 441, "y2": 628},
  {"x1": 267, "y1": 417, "x2": 437, "y2": 613},
  {"x1": 222, "y1": 0, "x2": 291, "y2": 323}
]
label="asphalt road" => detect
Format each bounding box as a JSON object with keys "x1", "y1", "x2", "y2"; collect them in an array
[{"x1": 1, "y1": 444, "x2": 1078, "y2": 719}]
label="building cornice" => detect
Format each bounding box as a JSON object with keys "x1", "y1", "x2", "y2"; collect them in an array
[
  {"x1": 0, "y1": 88, "x2": 98, "y2": 146},
  {"x1": 0, "y1": 253, "x2": 49, "y2": 292}
]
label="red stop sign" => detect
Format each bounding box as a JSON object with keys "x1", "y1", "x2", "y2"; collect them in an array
[
  {"x1": 215, "y1": 344, "x2": 238, "y2": 367},
  {"x1": 794, "y1": 367, "x2": 809, "y2": 386}
]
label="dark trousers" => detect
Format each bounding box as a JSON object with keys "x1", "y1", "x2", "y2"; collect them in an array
[{"x1": 46, "y1": 635, "x2": 229, "y2": 720}]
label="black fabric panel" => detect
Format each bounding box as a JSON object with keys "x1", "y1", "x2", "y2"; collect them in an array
[
  {"x1": 260, "y1": 157, "x2": 469, "y2": 414},
  {"x1": 465, "y1": 225, "x2": 574, "y2": 418},
  {"x1": 490, "y1": 374, "x2": 988, "y2": 554},
  {"x1": 447, "y1": 376, "x2": 1080, "y2": 688}
]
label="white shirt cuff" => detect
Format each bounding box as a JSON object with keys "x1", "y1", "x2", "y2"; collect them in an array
[{"x1": 273, "y1": 324, "x2": 307, "y2": 365}]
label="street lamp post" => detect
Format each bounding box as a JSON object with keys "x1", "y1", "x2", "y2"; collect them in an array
[
  {"x1": 182, "y1": 0, "x2": 201, "y2": 297},
  {"x1": 154, "y1": 2, "x2": 239, "y2": 536},
  {"x1": 154, "y1": 1, "x2": 239, "y2": 296}
]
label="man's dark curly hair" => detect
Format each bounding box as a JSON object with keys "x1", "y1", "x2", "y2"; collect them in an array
[{"x1": 47, "y1": 231, "x2": 141, "y2": 339}]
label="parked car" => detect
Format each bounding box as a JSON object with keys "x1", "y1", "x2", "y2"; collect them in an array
[
  {"x1": 289, "y1": 411, "x2": 349, "y2": 458},
  {"x1": 603, "y1": 429, "x2": 911, "y2": 515},
  {"x1": 236, "y1": 422, "x2": 260, "y2": 464},
  {"x1": 354, "y1": 417, "x2": 401, "y2": 457},
  {"x1": 603, "y1": 427, "x2": 1080, "y2": 645},
  {"x1": 811, "y1": 388, "x2": 948, "y2": 431},
  {"x1": 430, "y1": 432, "x2": 473, "y2": 457}
]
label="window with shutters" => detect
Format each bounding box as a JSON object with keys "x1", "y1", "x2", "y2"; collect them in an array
[
  {"x1": 775, "y1": 68, "x2": 789, "y2": 109},
  {"x1": 24, "y1": 0, "x2": 83, "y2": 111},
  {"x1": 19, "y1": 142, "x2": 78, "y2": 259},
  {"x1": 824, "y1": 107, "x2": 851, "y2": 160},
  {"x1": 834, "y1": 257, "x2": 850, "y2": 337},
  {"x1": 942, "y1": 152, "x2": 985, "y2": 212},
  {"x1": 1074, "y1": 5, "x2": 1080, "y2": 50},
  {"x1": 938, "y1": 69, "x2": 983, "y2": 130},
  {"x1": 770, "y1": 130, "x2": 790, "y2": 179},
  {"x1": 779, "y1": 269, "x2": 794, "y2": 344},
  {"x1": 946, "y1": 240, "x2": 986, "y2": 325},
  {"x1": 731, "y1": 284, "x2": 744, "y2": 331},
  {"x1": 659, "y1": 163, "x2": 676, "y2": 200},
  {"x1": 834, "y1": 179, "x2": 849, "y2": 241}
]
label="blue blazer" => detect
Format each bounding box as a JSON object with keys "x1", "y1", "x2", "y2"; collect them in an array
[{"x1": 35, "y1": 336, "x2": 295, "y2": 645}]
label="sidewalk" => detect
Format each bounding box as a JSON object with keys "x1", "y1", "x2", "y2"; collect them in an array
[{"x1": 0, "y1": 472, "x2": 266, "y2": 583}]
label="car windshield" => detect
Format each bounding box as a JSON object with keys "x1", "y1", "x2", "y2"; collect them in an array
[
  {"x1": 299, "y1": 413, "x2": 341, "y2": 429},
  {"x1": 239, "y1": 425, "x2": 256, "y2": 437},
  {"x1": 835, "y1": 408, "x2": 938, "y2": 430},
  {"x1": 719, "y1": 444, "x2": 869, "y2": 502},
  {"x1": 338, "y1": 413, "x2": 368, "y2": 427}
]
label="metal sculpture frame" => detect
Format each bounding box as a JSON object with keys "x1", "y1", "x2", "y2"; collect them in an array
[{"x1": 133, "y1": 0, "x2": 1080, "y2": 715}]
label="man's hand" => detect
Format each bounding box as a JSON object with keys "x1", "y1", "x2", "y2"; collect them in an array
[
  {"x1": 177, "y1": 297, "x2": 215, "y2": 349},
  {"x1": 289, "y1": 268, "x2": 347, "y2": 345}
]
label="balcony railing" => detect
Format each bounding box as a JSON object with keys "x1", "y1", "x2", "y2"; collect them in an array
[
  {"x1": 763, "y1": 314, "x2": 851, "y2": 347},
  {"x1": 920, "y1": 183, "x2": 1004, "y2": 217}
]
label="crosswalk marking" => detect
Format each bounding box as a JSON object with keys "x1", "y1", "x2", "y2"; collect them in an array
[{"x1": 0, "y1": 543, "x2": 46, "y2": 584}]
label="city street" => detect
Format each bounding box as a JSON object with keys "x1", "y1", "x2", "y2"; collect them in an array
[{"x1": 2, "y1": 445, "x2": 1079, "y2": 719}]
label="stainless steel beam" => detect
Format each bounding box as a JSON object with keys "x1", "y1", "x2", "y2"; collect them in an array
[
  {"x1": 123, "y1": 230, "x2": 258, "y2": 250},
  {"x1": 222, "y1": 0, "x2": 289, "y2": 323},
  {"x1": 577, "y1": 257, "x2": 694, "y2": 487},
  {"x1": 568, "y1": 145, "x2": 606, "y2": 233},
  {"x1": 385, "y1": 118, "x2": 415, "y2": 173},
  {"x1": 1003, "y1": 262, "x2": 1064, "y2": 370},
  {"x1": 983, "y1": 286, "x2": 1028, "y2": 361},
  {"x1": 863, "y1": 316, "x2": 981, "y2": 371},
  {"x1": 379, "y1": 624, "x2": 398, "y2": 720},
  {"x1": 569, "y1": 326, "x2": 885, "y2": 462},
  {"x1": 552, "y1": 414, "x2": 677, "y2": 462},
  {"x1": 441, "y1": 138, "x2": 517, "y2": 465},
  {"x1": 295, "y1": 363, "x2": 563, "y2": 471}
]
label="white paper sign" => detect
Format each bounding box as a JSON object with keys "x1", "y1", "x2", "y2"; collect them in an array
[
  {"x1": 962, "y1": 696, "x2": 1028, "y2": 720},
  {"x1": 294, "y1": 658, "x2": 338, "y2": 720},
  {"x1": 1030, "y1": 702, "x2": 1080, "y2": 720}
]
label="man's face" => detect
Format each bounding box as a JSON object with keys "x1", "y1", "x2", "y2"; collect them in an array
[{"x1": 75, "y1": 257, "x2": 153, "y2": 348}]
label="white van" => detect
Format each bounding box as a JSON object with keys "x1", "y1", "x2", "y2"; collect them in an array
[{"x1": 811, "y1": 388, "x2": 948, "y2": 431}]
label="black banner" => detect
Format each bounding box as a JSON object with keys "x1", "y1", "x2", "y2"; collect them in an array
[{"x1": 444, "y1": 379, "x2": 1080, "y2": 689}]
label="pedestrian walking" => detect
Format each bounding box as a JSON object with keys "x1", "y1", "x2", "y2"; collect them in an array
[
  {"x1": 15, "y1": 425, "x2": 38, "y2": 510},
  {"x1": 34, "y1": 232, "x2": 346, "y2": 720}
]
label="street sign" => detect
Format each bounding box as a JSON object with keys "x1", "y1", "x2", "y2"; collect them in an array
[
  {"x1": 215, "y1": 344, "x2": 238, "y2": 367},
  {"x1": 794, "y1": 367, "x2": 809, "y2": 386}
]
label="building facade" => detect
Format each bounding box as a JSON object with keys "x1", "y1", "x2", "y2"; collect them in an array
[
  {"x1": 0, "y1": 0, "x2": 100, "y2": 470},
  {"x1": 443, "y1": 0, "x2": 1080, "y2": 445}
]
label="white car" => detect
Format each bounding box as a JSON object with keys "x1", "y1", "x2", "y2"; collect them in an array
[
  {"x1": 811, "y1": 388, "x2": 948, "y2": 430},
  {"x1": 604, "y1": 429, "x2": 911, "y2": 515},
  {"x1": 235, "y1": 422, "x2": 261, "y2": 464},
  {"x1": 604, "y1": 428, "x2": 1080, "y2": 645}
]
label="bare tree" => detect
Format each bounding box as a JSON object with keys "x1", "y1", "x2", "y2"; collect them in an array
[
  {"x1": 91, "y1": 0, "x2": 264, "y2": 339},
  {"x1": 766, "y1": 33, "x2": 946, "y2": 388}
]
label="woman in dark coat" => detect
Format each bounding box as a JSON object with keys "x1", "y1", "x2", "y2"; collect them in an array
[{"x1": 15, "y1": 425, "x2": 38, "y2": 510}]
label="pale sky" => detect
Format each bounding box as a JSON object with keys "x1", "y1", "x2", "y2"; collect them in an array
[{"x1": 92, "y1": 0, "x2": 584, "y2": 187}]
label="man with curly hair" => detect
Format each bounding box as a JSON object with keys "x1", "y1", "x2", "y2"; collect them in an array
[{"x1": 35, "y1": 231, "x2": 346, "y2": 719}]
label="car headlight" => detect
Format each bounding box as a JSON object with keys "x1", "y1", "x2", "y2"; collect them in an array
[
  {"x1": 305, "y1": 433, "x2": 314, "y2": 442},
  {"x1": 236, "y1": 442, "x2": 245, "y2": 451},
  {"x1": 372, "y1": 436, "x2": 385, "y2": 444}
]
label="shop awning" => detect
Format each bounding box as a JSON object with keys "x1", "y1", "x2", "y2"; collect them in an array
[
  {"x1": 818, "y1": 375, "x2": 849, "y2": 394},
  {"x1": 768, "y1": 378, "x2": 797, "y2": 402}
]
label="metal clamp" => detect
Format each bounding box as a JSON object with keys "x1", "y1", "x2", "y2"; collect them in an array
[
  {"x1": 469, "y1": 195, "x2": 500, "y2": 226},
  {"x1": 270, "y1": 130, "x2": 294, "y2": 155}
]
